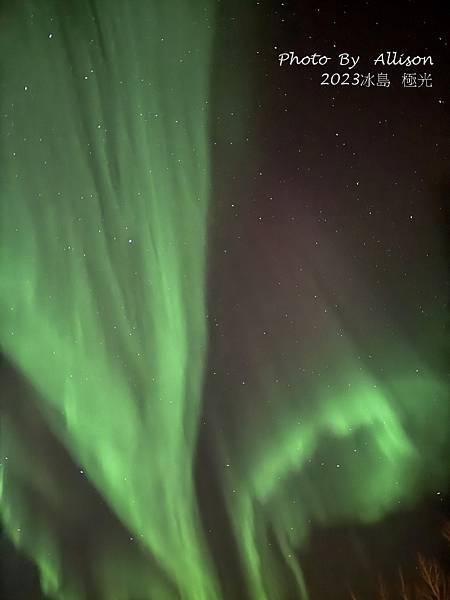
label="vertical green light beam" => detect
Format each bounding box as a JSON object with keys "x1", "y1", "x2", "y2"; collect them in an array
[{"x1": 1, "y1": 1, "x2": 218, "y2": 598}]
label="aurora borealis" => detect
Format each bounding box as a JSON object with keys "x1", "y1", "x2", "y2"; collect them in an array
[{"x1": 1, "y1": 1, "x2": 448, "y2": 599}]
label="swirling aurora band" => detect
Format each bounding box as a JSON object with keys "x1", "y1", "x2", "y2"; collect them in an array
[{"x1": 0, "y1": 1, "x2": 448, "y2": 599}]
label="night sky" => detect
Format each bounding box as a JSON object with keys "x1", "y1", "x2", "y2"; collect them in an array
[{"x1": 1, "y1": 1, "x2": 449, "y2": 599}]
